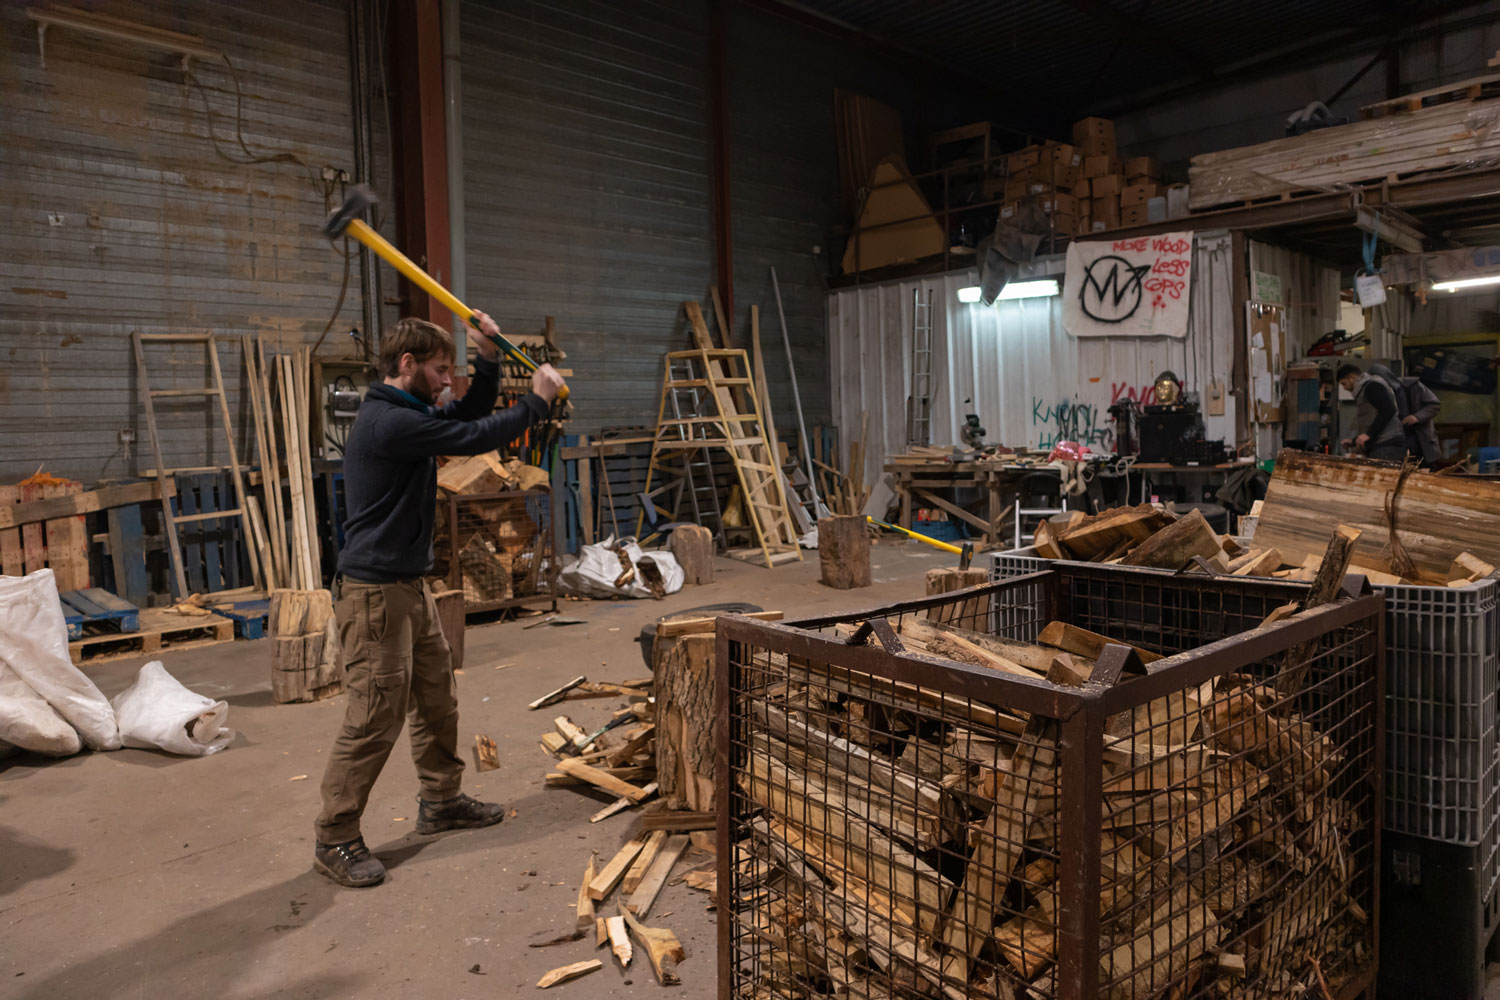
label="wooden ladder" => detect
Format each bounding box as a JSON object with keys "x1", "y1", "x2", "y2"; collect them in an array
[
  {"x1": 133, "y1": 331, "x2": 261, "y2": 598},
  {"x1": 639, "y1": 307, "x2": 801, "y2": 568}
]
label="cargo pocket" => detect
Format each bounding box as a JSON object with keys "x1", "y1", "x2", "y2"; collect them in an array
[{"x1": 367, "y1": 665, "x2": 409, "y2": 730}]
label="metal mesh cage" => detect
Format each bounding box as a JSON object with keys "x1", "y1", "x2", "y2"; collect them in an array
[
  {"x1": 995, "y1": 546, "x2": 1500, "y2": 894},
  {"x1": 435, "y1": 489, "x2": 557, "y2": 614},
  {"x1": 718, "y1": 568, "x2": 1383, "y2": 1000}
]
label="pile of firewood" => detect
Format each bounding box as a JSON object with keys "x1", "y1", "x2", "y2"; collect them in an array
[
  {"x1": 527, "y1": 609, "x2": 777, "y2": 989},
  {"x1": 433, "y1": 452, "x2": 552, "y2": 603},
  {"x1": 1034, "y1": 502, "x2": 1495, "y2": 588},
  {"x1": 730, "y1": 548, "x2": 1375, "y2": 999}
]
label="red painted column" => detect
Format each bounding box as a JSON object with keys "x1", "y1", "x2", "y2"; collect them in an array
[{"x1": 388, "y1": 0, "x2": 451, "y2": 327}]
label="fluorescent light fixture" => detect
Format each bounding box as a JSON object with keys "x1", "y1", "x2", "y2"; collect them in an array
[
  {"x1": 1432, "y1": 275, "x2": 1500, "y2": 292},
  {"x1": 999, "y1": 279, "x2": 1060, "y2": 300},
  {"x1": 957, "y1": 280, "x2": 1059, "y2": 304}
]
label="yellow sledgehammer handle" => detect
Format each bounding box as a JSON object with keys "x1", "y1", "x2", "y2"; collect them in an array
[
  {"x1": 345, "y1": 218, "x2": 569, "y2": 402},
  {"x1": 866, "y1": 516, "x2": 974, "y2": 569}
]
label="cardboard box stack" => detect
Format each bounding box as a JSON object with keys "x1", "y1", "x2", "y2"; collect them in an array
[
  {"x1": 986, "y1": 116, "x2": 1189, "y2": 236},
  {"x1": 986, "y1": 137, "x2": 1085, "y2": 235},
  {"x1": 1074, "y1": 116, "x2": 1124, "y2": 232}
]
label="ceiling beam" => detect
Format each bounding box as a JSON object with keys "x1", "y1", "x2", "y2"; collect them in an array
[
  {"x1": 735, "y1": 0, "x2": 1067, "y2": 136},
  {"x1": 1058, "y1": 0, "x2": 1213, "y2": 78},
  {"x1": 1086, "y1": 2, "x2": 1499, "y2": 116}
]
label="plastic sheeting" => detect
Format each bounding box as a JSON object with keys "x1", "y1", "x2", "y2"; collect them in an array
[
  {"x1": 112, "y1": 662, "x2": 234, "y2": 757},
  {"x1": 0, "y1": 569, "x2": 120, "y2": 751},
  {"x1": 559, "y1": 537, "x2": 684, "y2": 600}
]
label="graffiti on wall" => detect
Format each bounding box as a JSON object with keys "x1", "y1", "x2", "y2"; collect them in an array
[
  {"x1": 1063, "y1": 232, "x2": 1194, "y2": 339},
  {"x1": 1032, "y1": 397, "x2": 1114, "y2": 451}
]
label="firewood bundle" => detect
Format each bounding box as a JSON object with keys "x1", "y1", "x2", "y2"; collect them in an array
[{"x1": 730, "y1": 607, "x2": 1376, "y2": 999}]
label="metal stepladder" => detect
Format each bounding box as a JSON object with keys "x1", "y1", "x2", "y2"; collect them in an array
[
  {"x1": 132, "y1": 331, "x2": 260, "y2": 598},
  {"x1": 907, "y1": 287, "x2": 934, "y2": 449},
  {"x1": 1013, "y1": 471, "x2": 1068, "y2": 545},
  {"x1": 637, "y1": 353, "x2": 728, "y2": 546}
]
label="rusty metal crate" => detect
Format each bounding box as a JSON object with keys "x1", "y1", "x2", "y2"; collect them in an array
[
  {"x1": 434, "y1": 486, "x2": 558, "y2": 615},
  {"x1": 716, "y1": 566, "x2": 1383, "y2": 1000}
]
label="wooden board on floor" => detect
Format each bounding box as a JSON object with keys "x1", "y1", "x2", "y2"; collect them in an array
[{"x1": 1253, "y1": 450, "x2": 1500, "y2": 584}]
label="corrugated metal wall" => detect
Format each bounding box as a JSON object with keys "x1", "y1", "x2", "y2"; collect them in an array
[
  {"x1": 0, "y1": 1, "x2": 361, "y2": 483},
  {"x1": 827, "y1": 231, "x2": 1238, "y2": 483},
  {"x1": 725, "y1": 5, "x2": 918, "y2": 432},
  {"x1": 458, "y1": 1, "x2": 933, "y2": 436},
  {"x1": 459, "y1": 0, "x2": 713, "y2": 432},
  {"x1": 1248, "y1": 240, "x2": 1343, "y2": 358}
]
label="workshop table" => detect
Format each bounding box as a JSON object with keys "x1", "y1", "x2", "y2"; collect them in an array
[{"x1": 884, "y1": 461, "x2": 1064, "y2": 547}]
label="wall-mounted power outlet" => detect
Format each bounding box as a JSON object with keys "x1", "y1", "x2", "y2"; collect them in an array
[{"x1": 118, "y1": 428, "x2": 135, "y2": 446}]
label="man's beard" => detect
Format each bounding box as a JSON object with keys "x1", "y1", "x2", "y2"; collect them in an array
[{"x1": 408, "y1": 369, "x2": 440, "y2": 404}]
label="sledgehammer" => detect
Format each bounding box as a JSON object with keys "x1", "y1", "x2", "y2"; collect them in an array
[{"x1": 324, "y1": 185, "x2": 569, "y2": 402}]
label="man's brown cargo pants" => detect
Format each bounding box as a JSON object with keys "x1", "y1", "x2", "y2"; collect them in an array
[{"x1": 314, "y1": 578, "x2": 464, "y2": 844}]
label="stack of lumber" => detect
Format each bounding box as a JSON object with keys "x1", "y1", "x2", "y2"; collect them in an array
[
  {"x1": 733, "y1": 603, "x2": 1371, "y2": 999},
  {"x1": 817, "y1": 411, "x2": 872, "y2": 517},
  {"x1": 1189, "y1": 90, "x2": 1500, "y2": 209},
  {"x1": 241, "y1": 337, "x2": 321, "y2": 592}
]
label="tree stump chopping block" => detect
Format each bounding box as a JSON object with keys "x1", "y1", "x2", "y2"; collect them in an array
[
  {"x1": 269, "y1": 588, "x2": 342, "y2": 704},
  {"x1": 669, "y1": 525, "x2": 715, "y2": 585},
  {"x1": 818, "y1": 515, "x2": 871, "y2": 589}
]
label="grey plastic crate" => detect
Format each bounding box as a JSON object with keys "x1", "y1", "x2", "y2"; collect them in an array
[{"x1": 993, "y1": 545, "x2": 1500, "y2": 897}]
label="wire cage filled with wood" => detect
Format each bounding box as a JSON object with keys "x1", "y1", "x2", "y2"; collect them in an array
[
  {"x1": 716, "y1": 566, "x2": 1383, "y2": 1000},
  {"x1": 434, "y1": 488, "x2": 558, "y2": 615}
]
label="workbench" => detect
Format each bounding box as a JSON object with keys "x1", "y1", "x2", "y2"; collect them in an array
[
  {"x1": 884, "y1": 460, "x2": 1064, "y2": 546},
  {"x1": 1131, "y1": 460, "x2": 1255, "y2": 504}
]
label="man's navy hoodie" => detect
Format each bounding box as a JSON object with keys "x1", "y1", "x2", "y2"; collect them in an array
[{"x1": 338, "y1": 356, "x2": 549, "y2": 582}]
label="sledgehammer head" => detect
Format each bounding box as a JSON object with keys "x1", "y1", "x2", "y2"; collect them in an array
[{"x1": 323, "y1": 184, "x2": 379, "y2": 240}]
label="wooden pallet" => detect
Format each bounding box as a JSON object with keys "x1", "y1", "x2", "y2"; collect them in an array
[
  {"x1": 1361, "y1": 73, "x2": 1500, "y2": 119},
  {"x1": 207, "y1": 598, "x2": 270, "y2": 639},
  {"x1": 59, "y1": 588, "x2": 139, "y2": 640},
  {"x1": 70, "y1": 608, "x2": 234, "y2": 661}
]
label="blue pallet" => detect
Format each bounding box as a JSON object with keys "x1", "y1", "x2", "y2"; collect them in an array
[
  {"x1": 59, "y1": 588, "x2": 139, "y2": 640},
  {"x1": 209, "y1": 598, "x2": 270, "y2": 639}
]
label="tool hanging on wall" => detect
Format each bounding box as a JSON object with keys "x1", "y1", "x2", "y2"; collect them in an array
[{"x1": 322, "y1": 185, "x2": 569, "y2": 403}]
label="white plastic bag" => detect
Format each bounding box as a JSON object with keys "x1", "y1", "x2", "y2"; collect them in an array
[
  {"x1": 111, "y1": 661, "x2": 234, "y2": 756},
  {"x1": 0, "y1": 659, "x2": 81, "y2": 757},
  {"x1": 558, "y1": 536, "x2": 684, "y2": 599},
  {"x1": 0, "y1": 569, "x2": 120, "y2": 750}
]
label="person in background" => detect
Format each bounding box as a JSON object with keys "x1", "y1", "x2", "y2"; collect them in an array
[
  {"x1": 1368, "y1": 363, "x2": 1442, "y2": 466},
  {"x1": 1337, "y1": 363, "x2": 1406, "y2": 462}
]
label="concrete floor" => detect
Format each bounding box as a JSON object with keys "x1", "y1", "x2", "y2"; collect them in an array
[{"x1": 0, "y1": 541, "x2": 948, "y2": 999}]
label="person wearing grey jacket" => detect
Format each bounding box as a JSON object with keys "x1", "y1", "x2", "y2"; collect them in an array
[
  {"x1": 1338, "y1": 364, "x2": 1407, "y2": 462},
  {"x1": 1368, "y1": 363, "x2": 1442, "y2": 465}
]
